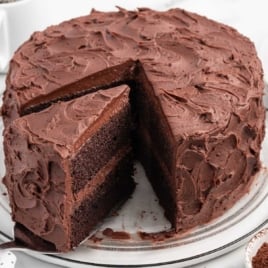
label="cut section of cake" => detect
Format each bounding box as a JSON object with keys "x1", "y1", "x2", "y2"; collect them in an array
[{"x1": 3, "y1": 85, "x2": 135, "y2": 252}]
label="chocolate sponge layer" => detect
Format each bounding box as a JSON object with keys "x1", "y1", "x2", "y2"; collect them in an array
[
  {"x1": 71, "y1": 150, "x2": 135, "y2": 248},
  {"x1": 71, "y1": 104, "x2": 132, "y2": 193}
]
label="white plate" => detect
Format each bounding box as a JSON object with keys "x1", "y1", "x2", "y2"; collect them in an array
[{"x1": 1, "y1": 117, "x2": 268, "y2": 268}]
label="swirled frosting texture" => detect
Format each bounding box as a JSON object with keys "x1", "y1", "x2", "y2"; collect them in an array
[
  {"x1": 3, "y1": 7, "x2": 264, "y2": 133},
  {"x1": 2, "y1": 7, "x2": 265, "y2": 248},
  {"x1": 4, "y1": 125, "x2": 67, "y2": 249},
  {"x1": 14, "y1": 86, "x2": 128, "y2": 158}
]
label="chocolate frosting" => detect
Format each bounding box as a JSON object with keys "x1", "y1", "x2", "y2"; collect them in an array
[
  {"x1": 13, "y1": 85, "x2": 129, "y2": 157},
  {"x1": 253, "y1": 242, "x2": 268, "y2": 268},
  {"x1": 1, "y1": 7, "x2": 265, "y2": 249},
  {"x1": 3, "y1": 8, "x2": 264, "y2": 130}
]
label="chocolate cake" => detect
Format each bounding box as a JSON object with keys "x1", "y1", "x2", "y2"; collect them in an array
[{"x1": 1, "y1": 8, "x2": 265, "y2": 252}]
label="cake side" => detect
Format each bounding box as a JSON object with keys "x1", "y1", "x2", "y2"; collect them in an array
[
  {"x1": 172, "y1": 98, "x2": 265, "y2": 231},
  {"x1": 3, "y1": 122, "x2": 68, "y2": 250}
]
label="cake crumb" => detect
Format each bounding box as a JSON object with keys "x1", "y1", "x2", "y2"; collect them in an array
[
  {"x1": 138, "y1": 230, "x2": 175, "y2": 242},
  {"x1": 102, "y1": 228, "x2": 131, "y2": 240},
  {"x1": 111, "y1": 211, "x2": 119, "y2": 217},
  {"x1": 89, "y1": 234, "x2": 103, "y2": 244}
]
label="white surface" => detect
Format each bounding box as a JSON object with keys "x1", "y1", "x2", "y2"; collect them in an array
[
  {"x1": 0, "y1": 250, "x2": 16, "y2": 268},
  {"x1": 0, "y1": 0, "x2": 268, "y2": 267}
]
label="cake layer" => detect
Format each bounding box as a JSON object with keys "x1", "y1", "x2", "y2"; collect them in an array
[
  {"x1": 136, "y1": 125, "x2": 177, "y2": 227},
  {"x1": 70, "y1": 91, "x2": 131, "y2": 193},
  {"x1": 71, "y1": 148, "x2": 134, "y2": 249},
  {"x1": 134, "y1": 66, "x2": 176, "y2": 174}
]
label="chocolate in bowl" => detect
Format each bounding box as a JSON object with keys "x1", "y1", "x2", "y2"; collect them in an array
[{"x1": 245, "y1": 228, "x2": 268, "y2": 268}]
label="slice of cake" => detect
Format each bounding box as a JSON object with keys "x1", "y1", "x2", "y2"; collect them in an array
[{"x1": 3, "y1": 85, "x2": 135, "y2": 251}]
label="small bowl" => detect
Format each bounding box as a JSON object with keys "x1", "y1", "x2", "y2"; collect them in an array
[{"x1": 245, "y1": 228, "x2": 268, "y2": 268}]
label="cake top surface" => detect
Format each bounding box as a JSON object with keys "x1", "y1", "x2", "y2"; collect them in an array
[
  {"x1": 11, "y1": 85, "x2": 129, "y2": 157},
  {"x1": 6, "y1": 7, "x2": 263, "y2": 139}
]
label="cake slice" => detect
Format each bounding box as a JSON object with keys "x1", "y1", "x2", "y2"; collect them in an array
[{"x1": 3, "y1": 85, "x2": 135, "y2": 252}]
